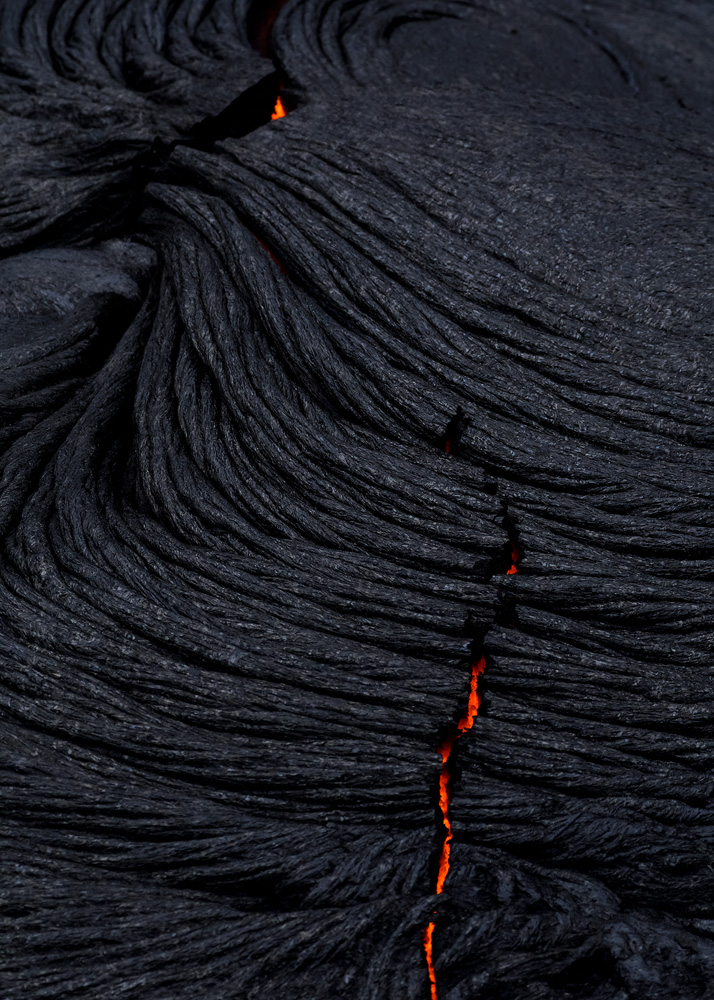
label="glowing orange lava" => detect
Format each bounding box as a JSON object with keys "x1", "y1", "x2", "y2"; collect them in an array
[
  {"x1": 424, "y1": 540, "x2": 519, "y2": 996},
  {"x1": 423, "y1": 920, "x2": 437, "y2": 998},
  {"x1": 423, "y1": 656, "x2": 485, "y2": 997},
  {"x1": 507, "y1": 544, "x2": 519, "y2": 574},
  {"x1": 271, "y1": 96, "x2": 286, "y2": 120}
]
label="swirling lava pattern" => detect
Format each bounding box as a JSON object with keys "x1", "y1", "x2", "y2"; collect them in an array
[{"x1": 1, "y1": 2, "x2": 714, "y2": 999}]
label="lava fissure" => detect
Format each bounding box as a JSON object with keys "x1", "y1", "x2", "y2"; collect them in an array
[
  {"x1": 424, "y1": 436, "x2": 520, "y2": 998},
  {"x1": 182, "y1": 71, "x2": 286, "y2": 149},
  {"x1": 423, "y1": 649, "x2": 488, "y2": 1000}
]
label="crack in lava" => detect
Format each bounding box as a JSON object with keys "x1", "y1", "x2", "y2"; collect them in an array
[
  {"x1": 423, "y1": 537, "x2": 519, "y2": 998},
  {"x1": 423, "y1": 655, "x2": 485, "y2": 999}
]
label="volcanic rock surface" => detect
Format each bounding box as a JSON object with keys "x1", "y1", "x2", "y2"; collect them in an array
[{"x1": 1, "y1": 2, "x2": 713, "y2": 998}]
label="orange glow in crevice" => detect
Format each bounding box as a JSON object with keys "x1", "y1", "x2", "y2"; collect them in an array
[
  {"x1": 506, "y1": 544, "x2": 519, "y2": 575},
  {"x1": 424, "y1": 540, "x2": 520, "y2": 997},
  {"x1": 271, "y1": 95, "x2": 287, "y2": 120},
  {"x1": 423, "y1": 655, "x2": 485, "y2": 998}
]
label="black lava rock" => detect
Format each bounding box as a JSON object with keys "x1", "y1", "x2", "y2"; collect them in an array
[{"x1": 1, "y1": 2, "x2": 713, "y2": 999}]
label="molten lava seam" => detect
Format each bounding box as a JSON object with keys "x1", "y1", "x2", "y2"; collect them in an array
[
  {"x1": 423, "y1": 523, "x2": 519, "y2": 997},
  {"x1": 423, "y1": 655, "x2": 485, "y2": 998},
  {"x1": 271, "y1": 96, "x2": 287, "y2": 120}
]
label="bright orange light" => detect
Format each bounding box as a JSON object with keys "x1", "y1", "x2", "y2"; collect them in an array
[
  {"x1": 425, "y1": 530, "x2": 520, "y2": 994},
  {"x1": 424, "y1": 656, "x2": 486, "y2": 995},
  {"x1": 271, "y1": 96, "x2": 286, "y2": 120},
  {"x1": 423, "y1": 921, "x2": 437, "y2": 1000}
]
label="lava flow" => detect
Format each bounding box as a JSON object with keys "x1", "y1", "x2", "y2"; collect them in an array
[{"x1": 423, "y1": 513, "x2": 519, "y2": 997}]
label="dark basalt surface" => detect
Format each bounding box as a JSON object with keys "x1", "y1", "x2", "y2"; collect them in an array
[{"x1": 1, "y1": 2, "x2": 713, "y2": 998}]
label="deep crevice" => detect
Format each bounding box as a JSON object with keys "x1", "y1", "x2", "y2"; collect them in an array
[{"x1": 180, "y1": 71, "x2": 287, "y2": 150}]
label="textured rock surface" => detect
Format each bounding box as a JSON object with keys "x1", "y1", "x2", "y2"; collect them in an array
[{"x1": 1, "y1": 2, "x2": 713, "y2": 998}]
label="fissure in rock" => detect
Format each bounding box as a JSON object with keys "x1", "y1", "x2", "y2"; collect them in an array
[{"x1": 423, "y1": 443, "x2": 520, "y2": 998}]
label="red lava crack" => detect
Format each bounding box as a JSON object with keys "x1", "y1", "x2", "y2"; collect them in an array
[{"x1": 423, "y1": 457, "x2": 519, "y2": 998}]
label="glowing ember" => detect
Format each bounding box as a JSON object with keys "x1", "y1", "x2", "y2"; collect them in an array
[
  {"x1": 271, "y1": 96, "x2": 287, "y2": 120},
  {"x1": 506, "y1": 544, "x2": 519, "y2": 574}
]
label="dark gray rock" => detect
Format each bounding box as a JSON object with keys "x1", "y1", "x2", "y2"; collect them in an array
[{"x1": 0, "y1": 2, "x2": 712, "y2": 998}]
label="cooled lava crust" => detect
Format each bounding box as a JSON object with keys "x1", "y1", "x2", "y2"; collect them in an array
[{"x1": 1, "y1": 2, "x2": 713, "y2": 999}]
